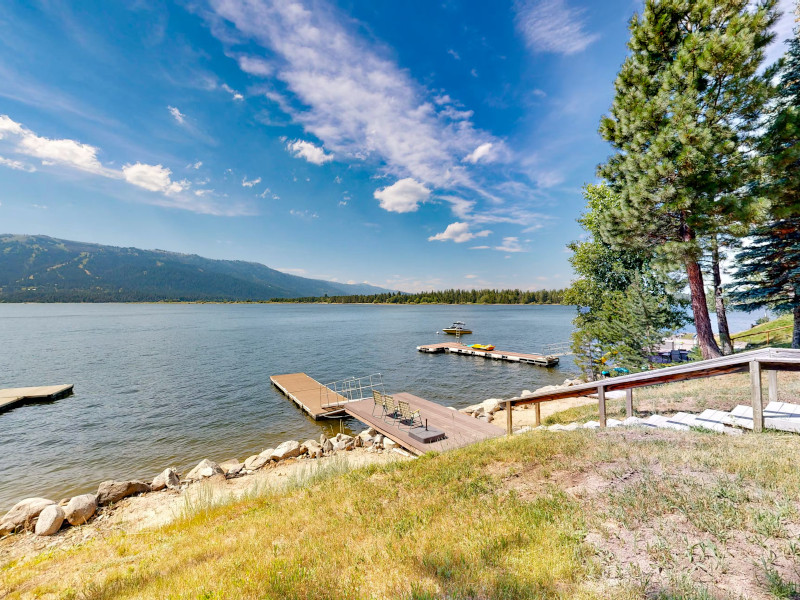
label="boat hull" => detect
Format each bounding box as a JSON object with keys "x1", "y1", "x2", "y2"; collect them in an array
[{"x1": 442, "y1": 328, "x2": 472, "y2": 334}]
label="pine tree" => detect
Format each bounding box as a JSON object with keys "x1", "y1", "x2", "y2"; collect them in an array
[
  {"x1": 597, "y1": 0, "x2": 777, "y2": 359},
  {"x1": 732, "y1": 14, "x2": 800, "y2": 348},
  {"x1": 565, "y1": 184, "x2": 687, "y2": 378}
]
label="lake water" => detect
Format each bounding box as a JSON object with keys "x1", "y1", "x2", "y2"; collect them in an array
[{"x1": 0, "y1": 303, "x2": 581, "y2": 510}]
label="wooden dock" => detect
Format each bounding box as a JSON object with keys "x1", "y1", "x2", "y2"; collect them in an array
[
  {"x1": 344, "y1": 392, "x2": 505, "y2": 455},
  {"x1": 270, "y1": 373, "x2": 349, "y2": 420},
  {"x1": 417, "y1": 342, "x2": 559, "y2": 367},
  {"x1": 0, "y1": 384, "x2": 74, "y2": 413}
]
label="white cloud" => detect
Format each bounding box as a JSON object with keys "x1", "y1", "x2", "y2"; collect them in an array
[
  {"x1": 495, "y1": 237, "x2": 525, "y2": 252},
  {"x1": 210, "y1": 1, "x2": 501, "y2": 191},
  {"x1": 0, "y1": 155, "x2": 35, "y2": 172},
  {"x1": 514, "y1": 0, "x2": 599, "y2": 55},
  {"x1": 447, "y1": 49, "x2": 460, "y2": 60},
  {"x1": 168, "y1": 105, "x2": 186, "y2": 124},
  {"x1": 122, "y1": 163, "x2": 187, "y2": 195},
  {"x1": 286, "y1": 139, "x2": 333, "y2": 165},
  {"x1": 428, "y1": 222, "x2": 492, "y2": 243},
  {"x1": 242, "y1": 175, "x2": 262, "y2": 187},
  {"x1": 289, "y1": 208, "x2": 319, "y2": 219},
  {"x1": 374, "y1": 178, "x2": 430, "y2": 213},
  {"x1": 190, "y1": 160, "x2": 203, "y2": 169},
  {"x1": 765, "y1": 0, "x2": 798, "y2": 65},
  {"x1": 195, "y1": 189, "x2": 214, "y2": 197},
  {"x1": 465, "y1": 274, "x2": 477, "y2": 279},
  {"x1": 221, "y1": 83, "x2": 244, "y2": 101},
  {"x1": 237, "y1": 55, "x2": 273, "y2": 77},
  {"x1": 463, "y1": 142, "x2": 494, "y2": 164}
]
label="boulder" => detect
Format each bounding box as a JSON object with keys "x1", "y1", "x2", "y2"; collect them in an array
[
  {"x1": 482, "y1": 399, "x2": 504, "y2": 414},
  {"x1": 258, "y1": 448, "x2": 276, "y2": 459},
  {"x1": 244, "y1": 455, "x2": 269, "y2": 470},
  {"x1": 353, "y1": 436, "x2": 363, "y2": 448},
  {"x1": 184, "y1": 459, "x2": 224, "y2": 482},
  {"x1": 374, "y1": 434, "x2": 384, "y2": 448},
  {"x1": 321, "y1": 438, "x2": 333, "y2": 453},
  {"x1": 472, "y1": 406, "x2": 485, "y2": 417},
  {"x1": 334, "y1": 433, "x2": 353, "y2": 443},
  {"x1": 0, "y1": 497, "x2": 55, "y2": 535},
  {"x1": 34, "y1": 505, "x2": 65, "y2": 536},
  {"x1": 331, "y1": 439, "x2": 353, "y2": 452},
  {"x1": 271, "y1": 441, "x2": 306, "y2": 461},
  {"x1": 151, "y1": 468, "x2": 180, "y2": 491},
  {"x1": 383, "y1": 438, "x2": 398, "y2": 451},
  {"x1": 64, "y1": 494, "x2": 97, "y2": 526},
  {"x1": 96, "y1": 480, "x2": 150, "y2": 505},
  {"x1": 319, "y1": 433, "x2": 329, "y2": 446},
  {"x1": 365, "y1": 427, "x2": 377, "y2": 436},
  {"x1": 219, "y1": 459, "x2": 243, "y2": 476},
  {"x1": 303, "y1": 440, "x2": 323, "y2": 459},
  {"x1": 521, "y1": 389, "x2": 533, "y2": 396}
]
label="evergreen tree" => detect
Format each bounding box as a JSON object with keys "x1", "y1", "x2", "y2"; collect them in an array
[
  {"x1": 732, "y1": 15, "x2": 800, "y2": 349},
  {"x1": 565, "y1": 185, "x2": 687, "y2": 378},
  {"x1": 730, "y1": 219, "x2": 800, "y2": 348},
  {"x1": 597, "y1": 0, "x2": 777, "y2": 359}
]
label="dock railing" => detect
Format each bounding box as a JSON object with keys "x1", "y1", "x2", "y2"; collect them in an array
[{"x1": 320, "y1": 373, "x2": 385, "y2": 409}]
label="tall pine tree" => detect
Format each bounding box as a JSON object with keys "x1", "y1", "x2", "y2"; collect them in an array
[
  {"x1": 732, "y1": 11, "x2": 800, "y2": 348},
  {"x1": 597, "y1": 0, "x2": 777, "y2": 359}
]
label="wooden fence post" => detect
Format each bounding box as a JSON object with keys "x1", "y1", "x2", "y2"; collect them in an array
[
  {"x1": 598, "y1": 386, "x2": 606, "y2": 428},
  {"x1": 625, "y1": 389, "x2": 633, "y2": 418},
  {"x1": 750, "y1": 361, "x2": 764, "y2": 433},
  {"x1": 768, "y1": 370, "x2": 779, "y2": 404},
  {"x1": 506, "y1": 400, "x2": 512, "y2": 436},
  {"x1": 534, "y1": 402, "x2": 541, "y2": 427}
]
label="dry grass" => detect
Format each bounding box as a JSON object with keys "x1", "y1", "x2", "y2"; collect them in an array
[{"x1": 3, "y1": 426, "x2": 800, "y2": 599}]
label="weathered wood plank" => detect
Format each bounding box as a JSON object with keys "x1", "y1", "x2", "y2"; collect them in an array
[
  {"x1": 625, "y1": 389, "x2": 633, "y2": 418},
  {"x1": 0, "y1": 384, "x2": 74, "y2": 413},
  {"x1": 750, "y1": 361, "x2": 764, "y2": 433},
  {"x1": 270, "y1": 373, "x2": 347, "y2": 420},
  {"x1": 768, "y1": 370, "x2": 779, "y2": 404},
  {"x1": 598, "y1": 386, "x2": 606, "y2": 428}
]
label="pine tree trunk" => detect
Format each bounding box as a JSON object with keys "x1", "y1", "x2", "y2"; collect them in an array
[
  {"x1": 686, "y1": 258, "x2": 723, "y2": 359},
  {"x1": 711, "y1": 237, "x2": 734, "y2": 354},
  {"x1": 793, "y1": 305, "x2": 800, "y2": 350}
]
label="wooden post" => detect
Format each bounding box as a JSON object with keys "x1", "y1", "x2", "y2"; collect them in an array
[
  {"x1": 625, "y1": 389, "x2": 633, "y2": 418},
  {"x1": 534, "y1": 402, "x2": 541, "y2": 427},
  {"x1": 506, "y1": 400, "x2": 512, "y2": 436},
  {"x1": 768, "y1": 370, "x2": 779, "y2": 405},
  {"x1": 750, "y1": 361, "x2": 764, "y2": 433},
  {"x1": 598, "y1": 386, "x2": 606, "y2": 428}
]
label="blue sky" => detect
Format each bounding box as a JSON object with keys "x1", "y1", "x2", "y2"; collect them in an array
[{"x1": 0, "y1": 0, "x2": 795, "y2": 292}]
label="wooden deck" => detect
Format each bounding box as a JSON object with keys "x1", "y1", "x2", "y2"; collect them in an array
[
  {"x1": 0, "y1": 384, "x2": 74, "y2": 413},
  {"x1": 344, "y1": 392, "x2": 505, "y2": 455},
  {"x1": 417, "y1": 342, "x2": 559, "y2": 367},
  {"x1": 270, "y1": 373, "x2": 349, "y2": 420}
]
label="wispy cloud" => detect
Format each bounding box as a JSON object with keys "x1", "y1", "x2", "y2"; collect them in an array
[
  {"x1": 463, "y1": 142, "x2": 494, "y2": 164},
  {"x1": 242, "y1": 175, "x2": 262, "y2": 187},
  {"x1": 428, "y1": 222, "x2": 491, "y2": 243},
  {"x1": 286, "y1": 139, "x2": 333, "y2": 165},
  {"x1": 221, "y1": 83, "x2": 244, "y2": 101},
  {"x1": 0, "y1": 154, "x2": 36, "y2": 172},
  {"x1": 167, "y1": 105, "x2": 186, "y2": 125},
  {"x1": 208, "y1": 0, "x2": 500, "y2": 193},
  {"x1": 514, "y1": 0, "x2": 599, "y2": 55},
  {"x1": 495, "y1": 236, "x2": 525, "y2": 252},
  {"x1": 289, "y1": 208, "x2": 319, "y2": 219},
  {"x1": 0, "y1": 114, "x2": 251, "y2": 216}
]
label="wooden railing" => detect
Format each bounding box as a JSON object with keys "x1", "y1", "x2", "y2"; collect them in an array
[
  {"x1": 503, "y1": 348, "x2": 800, "y2": 435},
  {"x1": 731, "y1": 324, "x2": 793, "y2": 345}
]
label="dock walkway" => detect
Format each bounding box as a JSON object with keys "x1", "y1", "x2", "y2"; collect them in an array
[
  {"x1": 270, "y1": 373, "x2": 349, "y2": 419},
  {"x1": 418, "y1": 342, "x2": 559, "y2": 367},
  {"x1": 0, "y1": 385, "x2": 74, "y2": 413},
  {"x1": 344, "y1": 392, "x2": 504, "y2": 455}
]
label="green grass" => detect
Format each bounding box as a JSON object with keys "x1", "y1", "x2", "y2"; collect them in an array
[
  {"x1": 3, "y1": 428, "x2": 800, "y2": 599},
  {"x1": 732, "y1": 313, "x2": 794, "y2": 348}
]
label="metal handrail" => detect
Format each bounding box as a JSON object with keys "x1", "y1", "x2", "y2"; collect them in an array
[{"x1": 320, "y1": 373, "x2": 384, "y2": 409}]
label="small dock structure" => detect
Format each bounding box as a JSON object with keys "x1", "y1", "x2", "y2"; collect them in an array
[
  {"x1": 418, "y1": 342, "x2": 559, "y2": 367},
  {"x1": 344, "y1": 392, "x2": 505, "y2": 455},
  {"x1": 0, "y1": 384, "x2": 74, "y2": 413},
  {"x1": 271, "y1": 372, "x2": 384, "y2": 420}
]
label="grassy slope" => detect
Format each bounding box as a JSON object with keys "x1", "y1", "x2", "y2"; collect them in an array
[
  {"x1": 3, "y1": 423, "x2": 800, "y2": 599},
  {"x1": 732, "y1": 314, "x2": 794, "y2": 348}
]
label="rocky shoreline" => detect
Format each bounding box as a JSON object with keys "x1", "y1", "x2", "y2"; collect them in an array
[{"x1": 0, "y1": 428, "x2": 404, "y2": 540}]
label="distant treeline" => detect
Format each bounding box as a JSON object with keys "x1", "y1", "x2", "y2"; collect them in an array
[{"x1": 270, "y1": 288, "x2": 567, "y2": 305}]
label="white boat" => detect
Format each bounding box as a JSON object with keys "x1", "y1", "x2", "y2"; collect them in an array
[{"x1": 442, "y1": 321, "x2": 472, "y2": 334}]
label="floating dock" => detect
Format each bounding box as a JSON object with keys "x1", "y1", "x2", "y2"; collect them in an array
[
  {"x1": 417, "y1": 342, "x2": 559, "y2": 367},
  {"x1": 270, "y1": 373, "x2": 350, "y2": 420},
  {"x1": 0, "y1": 384, "x2": 74, "y2": 413},
  {"x1": 344, "y1": 392, "x2": 504, "y2": 455}
]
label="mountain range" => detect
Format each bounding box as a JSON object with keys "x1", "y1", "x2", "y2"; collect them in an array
[{"x1": 0, "y1": 235, "x2": 391, "y2": 302}]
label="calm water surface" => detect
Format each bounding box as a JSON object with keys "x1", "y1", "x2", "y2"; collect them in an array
[{"x1": 0, "y1": 303, "x2": 580, "y2": 510}]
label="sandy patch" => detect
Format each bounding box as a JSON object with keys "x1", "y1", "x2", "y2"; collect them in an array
[{"x1": 492, "y1": 396, "x2": 598, "y2": 429}]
